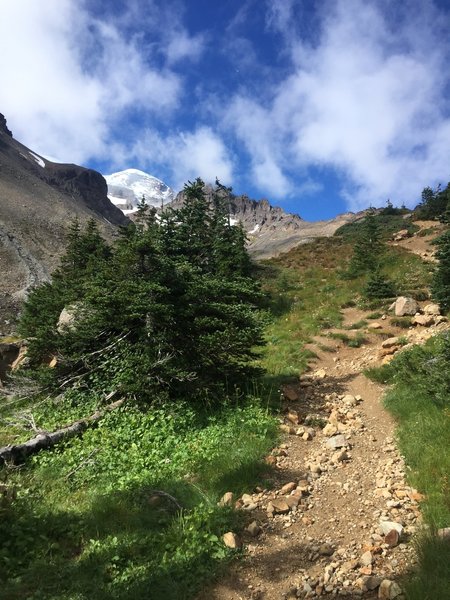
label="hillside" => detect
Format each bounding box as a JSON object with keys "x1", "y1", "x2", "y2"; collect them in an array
[
  {"x1": 198, "y1": 222, "x2": 449, "y2": 599},
  {"x1": 0, "y1": 205, "x2": 448, "y2": 600},
  {"x1": 0, "y1": 114, "x2": 128, "y2": 332}
]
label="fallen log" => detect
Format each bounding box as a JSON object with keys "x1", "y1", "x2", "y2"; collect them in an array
[{"x1": 0, "y1": 398, "x2": 124, "y2": 466}]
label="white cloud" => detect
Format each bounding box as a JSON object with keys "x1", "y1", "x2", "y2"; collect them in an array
[
  {"x1": 225, "y1": 97, "x2": 291, "y2": 196},
  {"x1": 165, "y1": 31, "x2": 205, "y2": 65},
  {"x1": 130, "y1": 126, "x2": 234, "y2": 190},
  {"x1": 226, "y1": 0, "x2": 450, "y2": 208},
  {"x1": 0, "y1": 0, "x2": 198, "y2": 164}
]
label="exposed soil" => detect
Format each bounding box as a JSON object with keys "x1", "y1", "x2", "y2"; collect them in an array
[{"x1": 197, "y1": 227, "x2": 447, "y2": 600}]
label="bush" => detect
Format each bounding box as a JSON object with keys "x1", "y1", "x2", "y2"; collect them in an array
[
  {"x1": 19, "y1": 181, "x2": 265, "y2": 405},
  {"x1": 431, "y1": 229, "x2": 450, "y2": 312}
]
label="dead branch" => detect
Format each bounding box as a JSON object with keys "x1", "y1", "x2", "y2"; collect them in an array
[{"x1": 0, "y1": 398, "x2": 124, "y2": 467}]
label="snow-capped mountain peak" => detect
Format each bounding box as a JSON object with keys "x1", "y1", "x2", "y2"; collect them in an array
[{"x1": 104, "y1": 168, "x2": 174, "y2": 214}]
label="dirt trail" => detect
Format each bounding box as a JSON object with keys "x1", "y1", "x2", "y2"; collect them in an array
[{"x1": 198, "y1": 227, "x2": 446, "y2": 600}]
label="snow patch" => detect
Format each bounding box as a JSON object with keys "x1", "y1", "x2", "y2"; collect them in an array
[
  {"x1": 249, "y1": 224, "x2": 260, "y2": 235},
  {"x1": 104, "y1": 168, "x2": 174, "y2": 213},
  {"x1": 28, "y1": 151, "x2": 45, "y2": 168},
  {"x1": 229, "y1": 217, "x2": 239, "y2": 226}
]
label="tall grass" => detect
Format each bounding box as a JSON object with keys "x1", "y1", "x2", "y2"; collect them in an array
[{"x1": 365, "y1": 333, "x2": 450, "y2": 599}]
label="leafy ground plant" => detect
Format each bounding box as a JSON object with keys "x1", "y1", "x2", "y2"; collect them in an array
[{"x1": 0, "y1": 397, "x2": 277, "y2": 600}]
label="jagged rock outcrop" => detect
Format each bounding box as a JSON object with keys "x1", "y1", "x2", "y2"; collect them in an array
[
  {"x1": 0, "y1": 113, "x2": 12, "y2": 137},
  {"x1": 170, "y1": 184, "x2": 366, "y2": 259}
]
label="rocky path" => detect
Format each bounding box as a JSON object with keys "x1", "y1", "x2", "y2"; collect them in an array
[{"x1": 198, "y1": 301, "x2": 449, "y2": 600}]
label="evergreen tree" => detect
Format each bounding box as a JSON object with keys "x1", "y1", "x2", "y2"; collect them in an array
[
  {"x1": 431, "y1": 229, "x2": 450, "y2": 312},
  {"x1": 415, "y1": 184, "x2": 448, "y2": 220},
  {"x1": 19, "y1": 180, "x2": 263, "y2": 403},
  {"x1": 364, "y1": 268, "x2": 396, "y2": 299},
  {"x1": 346, "y1": 213, "x2": 383, "y2": 277}
]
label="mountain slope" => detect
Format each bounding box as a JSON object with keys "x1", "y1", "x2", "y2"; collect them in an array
[
  {"x1": 104, "y1": 169, "x2": 174, "y2": 213},
  {"x1": 0, "y1": 113, "x2": 128, "y2": 330},
  {"x1": 171, "y1": 184, "x2": 370, "y2": 259}
]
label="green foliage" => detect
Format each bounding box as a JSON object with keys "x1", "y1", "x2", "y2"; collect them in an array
[
  {"x1": 345, "y1": 213, "x2": 384, "y2": 277},
  {"x1": 0, "y1": 399, "x2": 277, "y2": 600},
  {"x1": 18, "y1": 180, "x2": 263, "y2": 404},
  {"x1": 363, "y1": 268, "x2": 396, "y2": 300},
  {"x1": 365, "y1": 333, "x2": 450, "y2": 598},
  {"x1": 431, "y1": 229, "x2": 450, "y2": 312},
  {"x1": 414, "y1": 183, "x2": 450, "y2": 221},
  {"x1": 336, "y1": 212, "x2": 418, "y2": 243}
]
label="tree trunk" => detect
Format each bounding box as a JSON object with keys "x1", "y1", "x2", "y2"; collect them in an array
[{"x1": 0, "y1": 398, "x2": 124, "y2": 466}]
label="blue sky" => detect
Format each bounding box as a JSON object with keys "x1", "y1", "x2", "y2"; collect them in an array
[{"x1": 1, "y1": 0, "x2": 450, "y2": 220}]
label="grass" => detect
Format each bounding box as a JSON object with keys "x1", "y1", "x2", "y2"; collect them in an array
[
  {"x1": 367, "y1": 311, "x2": 383, "y2": 319},
  {"x1": 257, "y1": 238, "x2": 359, "y2": 377},
  {"x1": 346, "y1": 319, "x2": 368, "y2": 330},
  {"x1": 335, "y1": 212, "x2": 419, "y2": 242},
  {"x1": 390, "y1": 317, "x2": 412, "y2": 329},
  {"x1": 365, "y1": 333, "x2": 450, "y2": 599},
  {"x1": 0, "y1": 395, "x2": 278, "y2": 600}
]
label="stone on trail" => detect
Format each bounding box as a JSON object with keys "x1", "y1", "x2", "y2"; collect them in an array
[
  {"x1": 332, "y1": 449, "x2": 349, "y2": 463},
  {"x1": 322, "y1": 423, "x2": 338, "y2": 436},
  {"x1": 287, "y1": 409, "x2": 300, "y2": 424},
  {"x1": 360, "y1": 550, "x2": 373, "y2": 566},
  {"x1": 280, "y1": 482, "x2": 297, "y2": 495},
  {"x1": 379, "y1": 520, "x2": 403, "y2": 537},
  {"x1": 319, "y1": 542, "x2": 334, "y2": 556},
  {"x1": 393, "y1": 296, "x2": 419, "y2": 316},
  {"x1": 362, "y1": 576, "x2": 382, "y2": 591},
  {"x1": 269, "y1": 497, "x2": 291, "y2": 514},
  {"x1": 280, "y1": 424, "x2": 296, "y2": 434},
  {"x1": 342, "y1": 394, "x2": 357, "y2": 406},
  {"x1": 326, "y1": 434, "x2": 347, "y2": 449},
  {"x1": 218, "y1": 492, "x2": 234, "y2": 506},
  {"x1": 368, "y1": 322, "x2": 383, "y2": 329},
  {"x1": 313, "y1": 368, "x2": 327, "y2": 379},
  {"x1": 223, "y1": 532, "x2": 242, "y2": 549},
  {"x1": 241, "y1": 493, "x2": 253, "y2": 505},
  {"x1": 378, "y1": 579, "x2": 402, "y2": 599},
  {"x1": 282, "y1": 385, "x2": 300, "y2": 401},
  {"x1": 246, "y1": 521, "x2": 262, "y2": 537},
  {"x1": 385, "y1": 529, "x2": 400, "y2": 547}
]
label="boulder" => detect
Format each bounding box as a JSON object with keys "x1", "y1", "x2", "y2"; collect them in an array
[
  {"x1": 423, "y1": 303, "x2": 440, "y2": 315},
  {"x1": 381, "y1": 337, "x2": 399, "y2": 348},
  {"x1": 393, "y1": 229, "x2": 409, "y2": 241},
  {"x1": 393, "y1": 296, "x2": 419, "y2": 316},
  {"x1": 412, "y1": 314, "x2": 434, "y2": 327},
  {"x1": 57, "y1": 303, "x2": 84, "y2": 334},
  {"x1": 11, "y1": 345, "x2": 29, "y2": 371}
]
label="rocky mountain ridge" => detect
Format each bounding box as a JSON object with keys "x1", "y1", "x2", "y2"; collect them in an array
[
  {"x1": 170, "y1": 183, "x2": 370, "y2": 259},
  {"x1": 0, "y1": 113, "x2": 128, "y2": 331}
]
